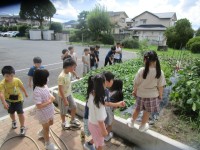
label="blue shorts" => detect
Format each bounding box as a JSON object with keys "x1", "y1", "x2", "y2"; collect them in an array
[{"x1": 6, "y1": 101, "x2": 24, "y2": 114}]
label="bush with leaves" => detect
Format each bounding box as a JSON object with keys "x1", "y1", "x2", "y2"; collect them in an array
[
  {"x1": 49, "y1": 22, "x2": 63, "y2": 33},
  {"x1": 186, "y1": 36, "x2": 200, "y2": 50},
  {"x1": 170, "y1": 59, "x2": 200, "y2": 128},
  {"x1": 122, "y1": 38, "x2": 139, "y2": 49},
  {"x1": 18, "y1": 25, "x2": 30, "y2": 36},
  {"x1": 101, "y1": 34, "x2": 114, "y2": 45},
  {"x1": 190, "y1": 42, "x2": 200, "y2": 53}
]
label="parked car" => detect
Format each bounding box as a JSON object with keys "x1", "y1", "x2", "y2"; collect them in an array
[
  {"x1": 1, "y1": 31, "x2": 13, "y2": 37},
  {"x1": 10, "y1": 31, "x2": 19, "y2": 37}
]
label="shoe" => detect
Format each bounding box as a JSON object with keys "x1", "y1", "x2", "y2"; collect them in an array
[
  {"x1": 104, "y1": 132, "x2": 113, "y2": 142},
  {"x1": 45, "y1": 143, "x2": 58, "y2": 150},
  {"x1": 20, "y1": 126, "x2": 26, "y2": 135},
  {"x1": 139, "y1": 123, "x2": 149, "y2": 132},
  {"x1": 61, "y1": 121, "x2": 70, "y2": 130},
  {"x1": 37, "y1": 129, "x2": 51, "y2": 139},
  {"x1": 70, "y1": 118, "x2": 81, "y2": 127},
  {"x1": 12, "y1": 121, "x2": 17, "y2": 129},
  {"x1": 127, "y1": 118, "x2": 135, "y2": 128},
  {"x1": 83, "y1": 142, "x2": 96, "y2": 150}
]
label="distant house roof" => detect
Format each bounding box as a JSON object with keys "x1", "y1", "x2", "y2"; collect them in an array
[
  {"x1": 132, "y1": 11, "x2": 176, "y2": 20},
  {"x1": 129, "y1": 24, "x2": 166, "y2": 31},
  {"x1": 108, "y1": 11, "x2": 128, "y2": 18},
  {"x1": 126, "y1": 18, "x2": 133, "y2": 23}
]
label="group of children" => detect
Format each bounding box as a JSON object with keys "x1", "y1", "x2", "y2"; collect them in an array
[{"x1": 0, "y1": 48, "x2": 166, "y2": 150}]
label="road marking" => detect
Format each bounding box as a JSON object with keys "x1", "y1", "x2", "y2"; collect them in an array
[{"x1": 0, "y1": 62, "x2": 63, "y2": 76}]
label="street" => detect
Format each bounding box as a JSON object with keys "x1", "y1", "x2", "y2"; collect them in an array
[{"x1": 0, "y1": 37, "x2": 136, "y2": 117}]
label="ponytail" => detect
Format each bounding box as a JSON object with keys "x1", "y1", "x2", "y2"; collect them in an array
[
  {"x1": 155, "y1": 58, "x2": 161, "y2": 78},
  {"x1": 143, "y1": 56, "x2": 150, "y2": 79},
  {"x1": 86, "y1": 76, "x2": 94, "y2": 99},
  {"x1": 93, "y1": 74, "x2": 105, "y2": 108}
]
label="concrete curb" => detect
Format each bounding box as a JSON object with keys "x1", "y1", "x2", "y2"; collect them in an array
[{"x1": 50, "y1": 85, "x2": 196, "y2": 150}]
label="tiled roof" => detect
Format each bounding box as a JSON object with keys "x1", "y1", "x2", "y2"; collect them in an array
[{"x1": 153, "y1": 12, "x2": 175, "y2": 19}]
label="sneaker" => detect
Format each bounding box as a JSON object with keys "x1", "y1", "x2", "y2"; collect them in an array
[
  {"x1": 83, "y1": 142, "x2": 96, "y2": 150},
  {"x1": 20, "y1": 126, "x2": 26, "y2": 135},
  {"x1": 38, "y1": 129, "x2": 51, "y2": 139},
  {"x1": 12, "y1": 121, "x2": 17, "y2": 129},
  {"x1": 104, "y1": 132, "x2": 113, "y2": 142},
  {"x1": 127, "y1": 118, "x2": 135, "y2": 128},
  {"x1": 139, "y1": 123, "x2": 149, "y2": 132},
  {"x1": 45, "y1": 143, "x2": 58, "y2": 150},
  {"x1": 61, "y1": 121, "x2": 70, "y2": 130},
  {"x1": 70, "y1": 118, "x2": 81, "y2": 127}
]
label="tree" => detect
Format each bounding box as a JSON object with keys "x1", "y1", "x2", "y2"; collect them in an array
[
  {"x1": 19, "y1": 0, "x2": 56, "y2": 29},
  {"x1": 196, "y1": 28, "x2": 200, "y2": 36},
  {"x1": 87, "y1": 5, "x2": 111, "y2": 40},
  {"x1": 77, "y1": 11, "x2": 89, "y2": 29},
  {"x1": 165, "y1": 18, "x2": 194, "y2": 49},
  {"x1": 49, "y1": 22, "x2": 63, "y2": 33}
]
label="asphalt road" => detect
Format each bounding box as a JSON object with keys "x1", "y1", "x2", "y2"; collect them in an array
[{"x1": 0, "y1": 37, "x2": 136, "y2": 117}]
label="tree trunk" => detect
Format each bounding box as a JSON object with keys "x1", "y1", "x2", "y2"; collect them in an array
[{"x1": 39, "y1": 20, "x2": 43, "y2": 40}]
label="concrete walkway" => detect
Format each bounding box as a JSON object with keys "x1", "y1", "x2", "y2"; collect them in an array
[{"x1": 0, "y1": 107, "x2": 136, "y2": 150}]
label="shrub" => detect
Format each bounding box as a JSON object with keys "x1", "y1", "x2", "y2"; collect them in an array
[
  {"x1": 101, "y1": 34, "x2": 114, "y2": 45},
  {"x1": 122, "y1": 38, "x2": 139, "y2": 49},
  {"x1": 12, "y1": 26, "x2": 18, "y2": 31},
  {"x1": 0, "y1": 26, "x2": 3, "y2": 31},
  {"x1": 18, "y1": 25, "x2": 30, "y2": 36},
  {"x1": 8, "y1": 26, "x2": 13, "y2": 31},
  {"x1": 186, "y1": 36, "x2": 200, "y2": 50},
  {"x1": 2, "y1": 26, "x2": 8, "y2": 32},
  {"x1": 190, "y1": 42, "x2": 200, "y2": 53},
  {"x1": 49, "y1": 22, "x2": 63, "y2": 33}
]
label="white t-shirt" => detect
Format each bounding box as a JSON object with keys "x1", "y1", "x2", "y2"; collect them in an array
[
  {"x1": 87, "y1": 94, "x2": 107, "y2": 125},
  {"x1": 82, "y1": 54, "x2": 90, "y2": 66},
  {"x1": 134, "y1": 67, "x2": 166, "y2": 98},
  {"x1": 114, "y1": 47, "x2": 121, "y2": 59},
  {"x1": 69, "y1": 52, "x2": 77, "y2": 63}
]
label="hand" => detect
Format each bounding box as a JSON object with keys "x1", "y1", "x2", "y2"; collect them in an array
[
  {"x1": 63, "y1": 98, "x2": 69, "y2": 106},
  {"x1": 25, "y1": 93, "x2": 28, "y2": 98},
  {"x1": 132, "y1": 91, "x2": 137, "y2": 97},
  {"x1": 3, "y1": 102, "x2": 9, "y2": 110},
  {"x1": 158, "y1": 96, "x2": 163, "y2": 100},
  {"x1": 119, "y1": 101, "x2": 126, "y2": 107},
  {"x1": 50, "y1": 95, "x2": 55, "y2": 103},
  {"x1": 76, "y1": 76, "x2": 80, "y2": 80}
]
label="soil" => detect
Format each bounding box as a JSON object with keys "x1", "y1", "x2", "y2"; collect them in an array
[{"x1": 151, "y1": 104, "x2": 200, "y2": 150}]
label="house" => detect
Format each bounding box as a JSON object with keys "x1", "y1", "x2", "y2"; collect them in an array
[
  {"x1": 108, "y1": 11, "x2": 129, "y2": 34},
  {"x1": 129, "y1": 11, "x2": 177, "y2": 45}
]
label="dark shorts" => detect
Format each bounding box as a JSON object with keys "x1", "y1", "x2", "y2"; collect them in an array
[
  {"x1": 135, "y1": 97, "x2": 161, "y2": 113},
  {"x1": 7, "y1": 101, "x2": 24, "y2": 114}
]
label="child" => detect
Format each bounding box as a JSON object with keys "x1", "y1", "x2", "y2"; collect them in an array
[
  {"x1": 68, "y1": 46, "x2": 77, "y2": 63},
  {"x1": 113, "y1": 43, "x2": 122, "y2": 64},
  {"x1": 82, "y1": 48, "x2": 90, "y2": 76},
  {"x1": 33, "y1": 69, "x2": 58, "y2": 150},
  {"x1": 58, "y1": 58, "x2": 80, "y2": 130},
  {"x1": 61, "y1": 49, "x2": 71, "y2": 61},
  {"x1": 119, "y1": 43, "x2": 124, "y2": 63},
  {"x1": 109, "y1": 79, "x2": 124, "y2": 103},
  {"x1": 87, "y1": 74, "x2": 108, "y2": 150},
  {"x1": 0, "y1": 66, "x2": 28, "y2": 135},
  {"x1": 28, "y1": 57, "x2": 44, "y2": 88},
  {"x1": 94, "y1": 45, "x2": 100, "y2": 68},
  {"x1": 104, "y1": 46, "x2": 116, "y2": 66},
  {"x1": 90, "y1": 46, "x2": 97, "y2": 70},
  {"x1": 127, "y1": 51, "x2": 166, "y2": 132}
]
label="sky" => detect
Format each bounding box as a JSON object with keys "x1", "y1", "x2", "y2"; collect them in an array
[{"x1": 0, "y1": 0, "x2": 199, "y2": 29}]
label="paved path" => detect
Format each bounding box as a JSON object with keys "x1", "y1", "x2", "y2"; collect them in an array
[
  {"x1": 0, "y1": 107, "x2": 137, "y2": 150},
  {"x1": 0, "y1": 37, "x2": 137, "y2": 117}
]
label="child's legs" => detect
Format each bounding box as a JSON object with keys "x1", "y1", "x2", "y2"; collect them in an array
[
  {"x1": 67, "y1": 95, "x2": 77, "y2": 121},
  {"x1": 10, "y1": 113, "x2": 16, "y2": 121},
  {"x1": 42, "y1": 123, "x2": 50, "y2": 143},
  {"x1": 49, "y1": 119, "x2": 53, "y2": 126},
  {"x1": 58, "y1": 97, "x2": 68, "y2": 123},
  {"x1": 18, "y1": 114, "x2": 25, "y2": 127},
  {"x1": 132, "y1": 109, "x2": 140, "y2": 121},
  {"x1": 16, "y1": 102, "x2": 25, "y2": 127},
  {"x1": 106, "y1": 124, "x2": 112, "y2": 133},
  {"x1": 132, "y1": 97, "x2": 143, "y2": 121},
  {"x1": 141, "y1": 111, "x2": 150, "y2": 125}
]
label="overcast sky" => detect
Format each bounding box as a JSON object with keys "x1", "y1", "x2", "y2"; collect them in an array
[{"x1": 0, "y1": 0, "x2": 199, "y2": 29}]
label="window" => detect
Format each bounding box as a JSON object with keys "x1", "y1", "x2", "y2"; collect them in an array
[{"x1": 121, "y1": 18, "x2": 125, "y2": 23}]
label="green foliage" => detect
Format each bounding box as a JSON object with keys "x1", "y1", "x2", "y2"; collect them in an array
[
  {"x1": 12, "y1": 26, "x2": 18, "y2": 31},
  {"x1": 19, "y1": 0, "x2": 56, "y2": 29},
  {"x1": 190, "y1": 42, "x2": 200, "y2": 53},
  {"x1": 18, "y1": 25, "x2": 30, "y2": 36},
  {"x1": 72, "y1": 59, "x2": 144, "y2": 107},
  {"x1": 170, "y1": 59, "x2": 200, "y2": 128},
  {"x1": 196, "y1": 28, "x2": 200, "y2": 36},
  {"x1": 87, "y1": 5, "x2": 111, "y2": 40},
  {"x1": 186, "y1": 36, "x2": 200, "y2": 50},
  {"x1": 122, "y1": 38, "x2": 139, "y2": 49},
  {"x1": 49, "y1": 22, "x2": 63, "y2": 33},
  {"x1": 165, "y1": 19, "x2": 194, "y2": 49},
  {"x1": 101, "y1": 34, "x2": 114, "y2": 45},
  {"x1": 2, "y1": 26, "x2": 8, "y2": 32},
  {"x1": 0, "y1": 26, "x2": 3, "y2": 31}
]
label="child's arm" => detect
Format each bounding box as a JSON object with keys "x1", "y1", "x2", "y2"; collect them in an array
[
  {"x1": 58, "y1": 85, "x2": 69, "y2": 106},
  {"x1": 36, "y1": 96, "x2": 54, "y2": 109},
  {"x1": 158, "y1": 86, "x2": 164, "y2": 100},
  {"x1": 28, "y1": 76, "x2": 32, "y2": 88},
  {"x1": 105, "y1": 101, "x2": 126, "y2": 108},
  {"x1": 19, "y1": 84, "x2": 28, "y2": 98},
  {"x1": 72, "y1": 71, "x2": 80, "y2": 79},
  {"x1": 132, "y1": 86, "x2": 138, "y2": 97},
  {"x1": 0, "y1": 92, "x2": 9, "y2": 110},
  {"x1": 98, "y1": 121, "x2": 108, "y2": 137}
]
